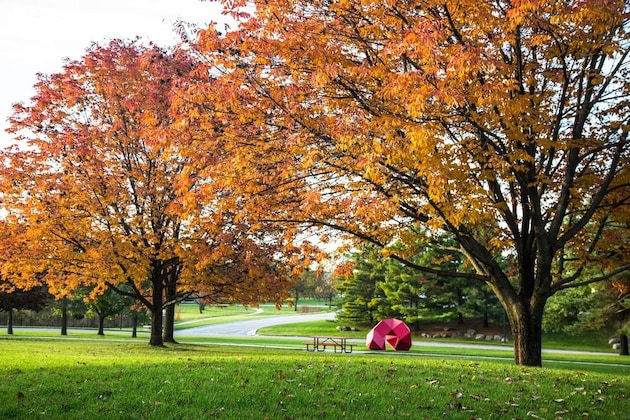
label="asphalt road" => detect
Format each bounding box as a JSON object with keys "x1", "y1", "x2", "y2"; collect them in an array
[
  {"x1": 178, "y1": 312, "x2": 619, "y2": 357},
  {"x1": 7, "y1": 312, "x2": 618, "y2": 358},
  {"x1": 180, "y1": 311, "x2": 337, "y2": 337}
]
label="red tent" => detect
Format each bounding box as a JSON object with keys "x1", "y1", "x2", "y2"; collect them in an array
[{"x1": 365, "y1": 318, "x2": 412, "y2": 351}]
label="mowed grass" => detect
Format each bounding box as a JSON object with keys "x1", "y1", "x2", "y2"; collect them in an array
[
  {"x1": 174, "y1": 303, "x2": 257, "y2": 321},
  {"x1": 1, "y1": 338, "x2": 628, "y2": 419},
  {"x1": 172, "y1": 303, "x2": 314, "y2": 329},
  {"x1": 174, "y1": 300, "x2": 329, "y2": 323}
]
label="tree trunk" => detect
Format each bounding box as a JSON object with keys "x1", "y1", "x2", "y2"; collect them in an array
[
  {"x1": 148, "y1": 279, "x2": 164, "y2": 347},
  {"x1": 163, "y1": 280, "x2": 177, "y2": 343},
  {"x1": 620, "y1": 333, "x2": 629, "y2": 356},
  {"x1": 163, "y1": 302, "x2": 177, "y2": 343},
  {"x1": 508, "y1": 303, "x2": 544, "y2": 367},
  {"x1": 149, "y1": 308, "x2": 164, "y2": 346},
  {"x1": 61, "y1": 298, "x2": 68, "y2": 336},
  {"x1": 97, "y1": 314, "x2": 105, "y2": 336},
  {"x1": 131, "y1": 312, "x2": 138, "y2": 338},
  {"x1": 7, "y1": 309, "x2": 13, "y2": 334}
]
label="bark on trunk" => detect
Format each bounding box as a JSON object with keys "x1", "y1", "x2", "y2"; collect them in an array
[
  {"x1": 131, "y1": 312, "x2": 138, "y2": 338},
  {"x1": 163, "y1": 278, "x2": 177, "y2": 343},
  {"x1": 149, "y1": 308, "x2": 164, "y2": 346},
  {"x1": 97, "y1": 315, "x2": 105, "y2": 336},
  {"x1": 163, "y1": 302, "x2": 177, "y2": 343},
  {"x1": 148, "y1": 279, "x2": 164, "y2": 347},
  {"x1": 509, "y1": 304, "x2": 544, "y2": 367},
  {"x1": 620, "y1": 333, "x2": 629, "y2": 356},
  {"x1": 7, "y1": 309, "x2": 13, "y2": 335},
  {"x1": 61, "y1": 298, "x2": 68, "y2": 336}
]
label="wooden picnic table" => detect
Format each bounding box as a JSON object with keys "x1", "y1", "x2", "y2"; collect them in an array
[{"x1": 305, "y1": 336, "x2": 354, "y2": 353}]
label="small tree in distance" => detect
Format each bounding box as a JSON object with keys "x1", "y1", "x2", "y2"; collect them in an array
[
  {"x1": 84, "y1": 287, "x2": 128, "y2": 336},
  {"x1": 0, "y1": 281, "x2": 49, "y2": 334}
]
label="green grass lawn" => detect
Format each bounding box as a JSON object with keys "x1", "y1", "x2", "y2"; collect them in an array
[
  {"x1": 0, "y1": 338, "x2": 628, "y2": 419},
  {"x1": 172, "y1": 302, "x2": 313, "y2": 330},
  {"x1": 2, "y1": 308, "x2": 628, "y2": 418},
  {"x1": 174, "y1": 300, "x2": 330, "y2": 322},
  {"x1": 174, "y1": 302, "x2": 256, "y2": 321}
]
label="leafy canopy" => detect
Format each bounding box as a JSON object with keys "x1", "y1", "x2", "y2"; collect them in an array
[
  {"x1": 0, "y1": 39, "x2": 296, "y2": 331},
  {"x1": 193, "y1": 0, "x2": 630, "y2": 365}
]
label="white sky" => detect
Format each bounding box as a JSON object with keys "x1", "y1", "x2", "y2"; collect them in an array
[{"x1": 0, "y1": 0, "x2": 227, "y2": 147}]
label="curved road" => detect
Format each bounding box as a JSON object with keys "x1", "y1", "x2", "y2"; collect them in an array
[
  {"x1": 180, "y1": 311, "x2": 337, "y2": 337},
  {"x1": 177, "y1": 312, "x2": 620, "y2": 358},
  {"x1": 10, "y1": 312, "x2": 620, "y2": 359}
]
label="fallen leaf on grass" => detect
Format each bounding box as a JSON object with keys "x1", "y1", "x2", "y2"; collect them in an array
[{"x1": 97, "y1": 390, "x2": 113, "y2": 400}]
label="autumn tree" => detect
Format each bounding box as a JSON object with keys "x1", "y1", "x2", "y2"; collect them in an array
[
  {"x1": 292, "y1": 267, "x2": 335, "y2": 309},
  {"x1": 1, "y1": 39, "x2": 296, "y2": 347},
  {"x1": 313, "y1": 270, "x2": 338, "y2": 308},
  {"x1": 195, "y1": 0, "x2": 630, "y2": 365}
]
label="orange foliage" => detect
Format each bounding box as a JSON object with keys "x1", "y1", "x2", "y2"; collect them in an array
[
  {"x1": 0, "y1": 39, "x2": 299, "y2": 345},
  {"x1": 193, "y1": 0, "x2": 629, "y2": 365}
]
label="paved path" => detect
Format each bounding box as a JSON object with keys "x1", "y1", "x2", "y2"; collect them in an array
[
  {"x1": 6, "y1": 311, "x2": 620, "y2": 359},
  {"x1": 4, "y1": 310, "x2": 334, "y2": 338},
  {"x1": 178, "y1": 312, "x2": 621, "y2": 358},
  {"x1": 180, "y1": 311, "x2": 336, "y2": 337}
]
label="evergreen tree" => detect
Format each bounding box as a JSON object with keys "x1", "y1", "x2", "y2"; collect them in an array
[
  {"x1": 336, "y1": 246, "x2": 386, "y2": 326},
  {"x1": 336, "y1": 232, "x2": 503, "y2": 328}
]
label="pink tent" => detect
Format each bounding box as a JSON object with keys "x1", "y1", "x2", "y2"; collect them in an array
[{"x1": 366, "y1": 318, "x2": 412, "y2": 351}]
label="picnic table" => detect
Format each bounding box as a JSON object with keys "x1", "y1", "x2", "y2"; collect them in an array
[{"x1": 305, "y1": 336, "x2": 354, "y2": 353}]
